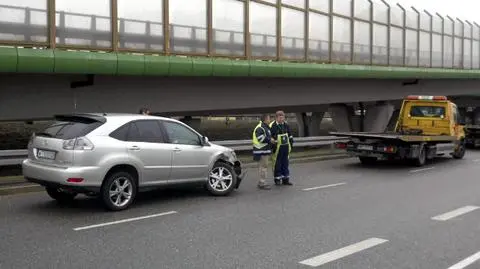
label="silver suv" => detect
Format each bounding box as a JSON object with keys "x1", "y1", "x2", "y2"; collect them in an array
[{"x1": 22, "y1": 113, "x2": 245, "y2": 211}]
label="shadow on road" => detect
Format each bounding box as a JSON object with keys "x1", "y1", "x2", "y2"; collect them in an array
[
  {"x1": 24, "y1": 185, "x2": 220, "y2": 215},
  {"x1": 339, "y1": 157, "x2": 457, "y2": 171}
]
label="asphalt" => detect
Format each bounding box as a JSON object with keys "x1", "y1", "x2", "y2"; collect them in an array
[{"x1": 3, "y1": 151, "x2": 480, "y2": 268}]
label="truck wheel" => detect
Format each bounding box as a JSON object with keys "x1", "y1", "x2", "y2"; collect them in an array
[
  {"x1": 453, "y1": 141, "x2": 466, "y2": 159},
  {"x1": 359, "y1": 157, "x2": 377, "y2": 165},
  {"x1": 414, "y1": 146, "x2": 426, "y2": 167}
]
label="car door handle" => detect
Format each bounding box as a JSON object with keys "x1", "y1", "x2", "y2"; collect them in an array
[
  {"x1": 173, "y1": 147, "x2": 182, "y2": 152},
  {"x1": 128, "y1": 146, "x2": 141, "y2": 151}
]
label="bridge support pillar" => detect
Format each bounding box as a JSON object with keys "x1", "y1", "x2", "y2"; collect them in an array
[
  {"x1": 296, "y1": 112, "x2": 325, "y2": 137},
  {"x1": 364, "y1": 101, "x2": 395, "y2": 132},
  {"x1": 329, "y1": 104, "x2": 355, "y2": 132}
]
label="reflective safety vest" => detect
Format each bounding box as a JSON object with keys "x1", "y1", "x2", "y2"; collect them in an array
[
  {"x1": 269, "y1": 121, "x2": 292, "y2": 163},
  {"x1": 252, "y1": 122, "x2": 272, "y2": 155}
]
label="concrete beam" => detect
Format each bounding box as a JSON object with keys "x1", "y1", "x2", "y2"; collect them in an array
[{"x1": 3, "y1": 74, "x2": 480, "y2": 121}]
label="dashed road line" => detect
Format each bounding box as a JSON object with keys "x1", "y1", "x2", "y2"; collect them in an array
[
  {"x1": 410, "y1": 167, "x2": 435, "y2": 173},
  {"x1": 431, "y1": 206, "x2": 480, "y2": 221},
  {"x1": 299, "y1": 237, "x2": 388, "y2": 267},
  {"x1": 73, "y1": 211, "x2": 178, "y2": 231},
  {"x1": 447, "y1": 251, "x2": 480, "y2": 269},
  {"x1": 302, "y1": 182, "x2": 347, "y2": 191}
]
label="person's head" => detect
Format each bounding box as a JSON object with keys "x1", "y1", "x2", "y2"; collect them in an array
[
  {"x1": 275, "y1": 110, "x2": 285, "y2": 123},
  {"x1": 260, "y1": 114, "x2": 271, "y2": 124},
  {"x1": 139, "y1": 108, "x2": 150, "y2": 115}
]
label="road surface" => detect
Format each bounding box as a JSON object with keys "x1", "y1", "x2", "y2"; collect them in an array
[{"x1": 2, "y1": 152, "x2": 480, "y2": 268}]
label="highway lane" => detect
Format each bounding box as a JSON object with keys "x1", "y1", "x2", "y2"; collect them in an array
[{"x1": 2, "y1": 152, "x2": 480, "y2": 268}]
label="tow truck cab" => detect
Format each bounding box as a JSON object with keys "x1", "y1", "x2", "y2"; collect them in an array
[{"x1": 332, "y1": 96, "x2": 466, "y2": 166}]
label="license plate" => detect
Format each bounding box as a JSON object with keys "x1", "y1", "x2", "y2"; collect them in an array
[
  {"x1": 37, "y1": 149, "x2": 56, "y2": 160},
  {"x1": 357, "y1": 144, "x2": 373, "y2": 151}
]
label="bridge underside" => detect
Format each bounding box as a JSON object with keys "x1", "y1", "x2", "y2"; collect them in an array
[{"x1": 2, "y1": 74, "x2": 480, "y2": 121}]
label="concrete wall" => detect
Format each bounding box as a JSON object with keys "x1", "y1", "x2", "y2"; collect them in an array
[{"x1": 2, "y1": 74, "x2": 480, "y2": 121}]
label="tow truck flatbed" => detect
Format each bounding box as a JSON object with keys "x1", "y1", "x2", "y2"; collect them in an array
[{"x1": 330, "y1": 132, "x2": 457, "y2": 143}]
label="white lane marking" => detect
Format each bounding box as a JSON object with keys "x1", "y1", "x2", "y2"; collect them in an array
[
  {"x1": 0, "y1": 184, "x2": 39, "y2": 190},
  {"x1": 447, "y1": 251, "x2": 480, "y2": 269},
  {"x1": 431, "y1": 206, "x2": 480, "y2": 221},
  {"x1": 299, "y1": 238, "x2": 388, "y2": 267},
  {"x1": 73, "y1": 211, "x2": 178, "y2": 231},
  {"x1": 302, "y1": 182, "x2": 347, "y2": 191},
  {"x1": 410, "y1": 167, "x2": 435, "y2": 173}
]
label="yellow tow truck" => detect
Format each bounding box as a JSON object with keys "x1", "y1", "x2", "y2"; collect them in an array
[{"x1": 331, "y1": 95, "x2": 466, "y2": 166}]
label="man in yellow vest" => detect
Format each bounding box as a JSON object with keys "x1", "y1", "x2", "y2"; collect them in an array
[
  {"x1": 270, "y1": 110, "x2": 294, "y2": 185},
  {"x1": 252, "y1": 114, "x2": 273, "y2": 190}
]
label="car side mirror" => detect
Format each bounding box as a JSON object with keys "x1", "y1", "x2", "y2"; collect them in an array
[{"x1": 202, "y1": 136, "x2": 209, "y2": 146}]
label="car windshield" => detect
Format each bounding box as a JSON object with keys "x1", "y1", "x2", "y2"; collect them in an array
[{"x1": 410, "y1": 106, "x2": 446, "y2": 118}]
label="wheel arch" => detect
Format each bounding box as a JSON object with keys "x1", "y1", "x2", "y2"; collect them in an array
[{"x1": 102, "y1": 164, "x2": 140, "y2": 190}]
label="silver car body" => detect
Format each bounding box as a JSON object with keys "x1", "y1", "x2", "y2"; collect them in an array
[{"x1": 22, "y1": 113, "x2": 243, "y2": 193}]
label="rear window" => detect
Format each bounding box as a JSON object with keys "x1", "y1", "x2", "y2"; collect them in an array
[
  {"x1": 37, "y1": 119, "x2": 103, "y2": 140},
  {"x1": 409, "y1": 106, "x2": 446, "y2": 118}
]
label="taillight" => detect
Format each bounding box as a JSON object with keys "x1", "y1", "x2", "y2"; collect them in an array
[
  {"x1": 335, "y1": 142, "x2": 347, "y2": 149},
  {"x1": 67, "y1": 178, "x2": 84, "y2": 183},
  {"x1": 382, "y1": 146, "x2": 396, "y2": 153},
  {"x1": 63, "y1": 137, "x2": 94, "y2": 151}
]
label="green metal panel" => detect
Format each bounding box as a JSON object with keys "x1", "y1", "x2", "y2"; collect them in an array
[
  {"x1": 192, "y1": 58, "x2": 214, "y2": 76},
  {"x1": 88, "y1": 52, "x2": 117, "y2": 75},
  {"x1": 3, "y1": 49, "x2": 480, "y2": 78},
  {"x1": 0, "y1": 47, "x2": 18, "y2": 72},
  {"x1": 250, "y1": 60, "x2": 282, "y2": 77},
  {"x1": 17, "y1": 49, "x2": 54, "y2": 73},
  {"x1": 169, "y1": 56, "x2": 193, "y2": 76},
  {"x1": 212, "y1": 58, "x2": 232, "y2": 76},
  {"x1": 282, "y1": 62, "x2": 317, "y2": 78},
  {"x1": 144, "y1": 55, "x2": 170, "y2": 76},
  {"x1": 230, "y1": 60, "x2": 250, "y2": 77},
  {"x1": 117, "y1": 54, "x2": 145, "y2": 75},
  {"x1": 54, "y1": 50, "x2": 90, "y2": 74}
]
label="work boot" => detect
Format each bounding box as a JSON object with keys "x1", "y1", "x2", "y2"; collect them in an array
[{"x1": 282, "y1": 178, "x2": 293, "y2": 186}]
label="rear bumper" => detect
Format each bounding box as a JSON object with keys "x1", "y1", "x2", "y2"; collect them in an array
[
  {"x1": 26, "y1": 178, "x2": 100, "y2": 193},
  {"x1": 22, "y1": 159, "x2": 103, "y2": 193},
  {"x1": 346, "y1": 150, "x2": 391, "y2": 159}
]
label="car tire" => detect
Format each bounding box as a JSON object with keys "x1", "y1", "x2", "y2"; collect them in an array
[
  {"x1": 453, "y1": 140, "x2": 466, "y2": 159},
  {"x1": 46, "y1": 187, "x2": 77, "y2": 204},
  {"x1": 359, "y1": 157, "x2": 377, "y2": 165},
  {"x1": 206, "y1": 162, "x2": 237, "y2": 196},
  {"x1": 414, "y1": 146, "x2": 426, "y2": 166},
  {"x1": 101, "y1": 171, "x2": 137, "y2": 211}
]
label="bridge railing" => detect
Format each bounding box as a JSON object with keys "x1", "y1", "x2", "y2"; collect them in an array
[
  {"x1": 0, "y1": 136, "x2": 347, "y2": 167},
  {"x1": 0, "y1": 1, "x2": 477, "y2": 69}
]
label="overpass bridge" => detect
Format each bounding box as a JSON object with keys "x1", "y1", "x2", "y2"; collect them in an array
[{"x1": 1, "y1": 0, "x2": 480, "y2": 135}]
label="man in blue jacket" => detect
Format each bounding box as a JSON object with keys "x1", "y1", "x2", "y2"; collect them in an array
[
  {"x1": 270, "y1": 111, "x2": 294, "y2": 186},
  {"x1": 252, "y1": 114, "x2": 273, "y2": 190}
]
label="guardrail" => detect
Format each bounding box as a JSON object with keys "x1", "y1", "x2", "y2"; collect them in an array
[{"x1": 0, "y1": 136, "x2": 347, "y2": 166}]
